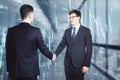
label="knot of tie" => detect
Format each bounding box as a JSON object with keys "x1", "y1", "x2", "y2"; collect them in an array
[{"x1": 73, "y1": 27, "x2": 76, "y2": 30}]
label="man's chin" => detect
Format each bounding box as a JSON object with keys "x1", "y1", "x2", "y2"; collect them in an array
[{"x1": 71, "y1": 23, "x2": 75, "y2": 26}]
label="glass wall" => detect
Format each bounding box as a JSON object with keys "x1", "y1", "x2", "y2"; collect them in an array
[
  {"x1": 81, "y1": 0, "x2": 120, "y2": 80},
  {"x1": 0, "y1": 2, "x2": 12, "y2": 80}
]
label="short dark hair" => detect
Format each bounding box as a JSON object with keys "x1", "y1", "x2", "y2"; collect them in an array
[
  {"x1": 20, "y1": 4, "x2": 33, "y2": 19},
  {"x1": 69, "y1": 10, "x2": 81, "y2": 17}
]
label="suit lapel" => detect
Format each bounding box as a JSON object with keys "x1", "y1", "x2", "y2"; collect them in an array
[
  {"x1": 68, "y1": 27, "x2": 72, "y2": 40},
  {"x1": 71, "y1": 25, "x2": 83, "y2": 43}
]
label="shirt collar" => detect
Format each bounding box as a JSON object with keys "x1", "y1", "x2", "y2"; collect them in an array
[{"x1": 72, "y1": 23, "x2": 80, "y2": 30}]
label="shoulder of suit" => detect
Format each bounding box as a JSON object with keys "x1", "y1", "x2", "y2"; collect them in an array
[
  {"x1": 65, "y1": 27, "x2": 72, "y2": 31},
  {"x1": 8, "y1": 24, "x2": 40, "y2": 31},
  {"x1": 8, "y1": 25, "x2": 18, "y2": 31},
  {"x1": 30, "y1": 25, "x2": 40, "y2": 30},
  {"x1": 81, "y1": 25, "x2": 90, "y2": 31}
]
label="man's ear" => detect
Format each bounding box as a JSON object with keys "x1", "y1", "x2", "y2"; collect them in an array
[
  {"x1": 78, "y1": 16, "x2": 81, "y2": 21},
  {"x1": 28, "y1": 13, "x2": 31, "y2": 19}
]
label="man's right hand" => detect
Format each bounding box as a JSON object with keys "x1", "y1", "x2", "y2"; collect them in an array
[{"x1": 52, "y1": 54, "x2": 56, "y2": 61}]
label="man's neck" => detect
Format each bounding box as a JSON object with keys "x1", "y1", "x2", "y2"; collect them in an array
[
  {"x1": 21, "y1": 19, "x2": 31, "y2": 24},
  {"x1": 72, "y1": 23, "x2": 80, "y2": 28}
]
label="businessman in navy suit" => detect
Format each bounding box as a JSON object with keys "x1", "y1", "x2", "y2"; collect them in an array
[
  {"x1": 54, "y1": 10, "x2": 92, "y2": 80},
  {"x1": 5, "y1": 4, "x2": 56, "y2": 80}
]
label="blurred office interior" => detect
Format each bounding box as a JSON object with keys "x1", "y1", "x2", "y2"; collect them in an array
[{"x1": 0, "y1": 0, "x2": 120, "y2": 80}]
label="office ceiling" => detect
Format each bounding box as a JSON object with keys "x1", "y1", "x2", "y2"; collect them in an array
[{"x1": 2, "y1": 0, "x2": 85, "y2": 31}]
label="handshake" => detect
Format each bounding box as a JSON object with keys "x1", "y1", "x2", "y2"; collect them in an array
[{"x1": 51, "y1": 54, "x2": 57, "y2": 62}]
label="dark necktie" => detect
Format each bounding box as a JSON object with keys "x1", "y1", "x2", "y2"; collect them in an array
[{"x1": 72, "y1": 27, "x2": 76, "y2": 39}]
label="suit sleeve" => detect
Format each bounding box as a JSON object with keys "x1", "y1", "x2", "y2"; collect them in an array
[
  {"x1": 54, "y1": 30, "x2": 66, "y2": 56},
  {"x1": 83, "y1": 29, "x2": 92, "y2": 67},
  {"x1": 5, "y1": 28, "x2": 11, "y2": 72},
  {"x1": 36, "y1": 29, "x2": 53, "y2": 59}
]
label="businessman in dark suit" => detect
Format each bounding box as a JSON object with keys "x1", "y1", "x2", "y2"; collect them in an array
[
  {"x1": 54, "y1": 10, "x2": 92, "y2": 80},
  {"x1": 5, "y1": 4, "x2": 56, "y2": 80}
]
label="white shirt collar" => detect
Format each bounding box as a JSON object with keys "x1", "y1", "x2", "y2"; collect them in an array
[
  {"x1": 76, "y1": 23, "x2": 80, "y2": 29},
  {"x1": 21, "y1": 20, "x2": 31, "y2": 24},
  {"x1": 72, "y1": 23, "x2": 80, "y2": 29}
]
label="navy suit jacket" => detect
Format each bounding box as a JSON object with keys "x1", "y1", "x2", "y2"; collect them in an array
[
  {"x1": 6, "y1": 22, "x2": 53, "y2": 77},
  {"x1": 55, "y1": 25, "x2": 92, "y2": 68}
]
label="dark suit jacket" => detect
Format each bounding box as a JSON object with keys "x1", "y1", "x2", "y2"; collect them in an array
[
  {"x1": 5, "y1": 22, "x2": 53, "y2": 77},
  {"x1": 55, "y1": 25, "x2": 92, "y2": 68}
]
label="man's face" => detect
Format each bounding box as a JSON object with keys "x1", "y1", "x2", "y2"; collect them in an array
[{"x1": 69, "y1": 13, "x2": 80, "y2": 26}]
